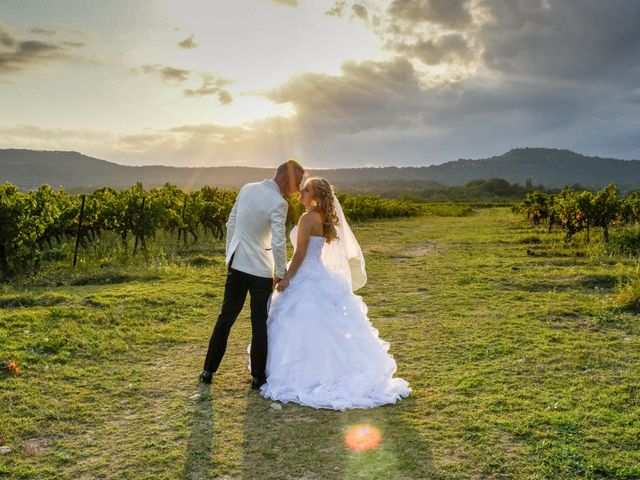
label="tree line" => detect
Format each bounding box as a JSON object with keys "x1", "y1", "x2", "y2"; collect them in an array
[
  {"x1": 0, "y1": 182, "x2": 421, "y2": 280},
  {"x1": 338, "y1": 177, "x2": 560, "y2": 202}
]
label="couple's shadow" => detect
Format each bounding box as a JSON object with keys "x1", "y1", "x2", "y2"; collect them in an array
[{"x1": 181, "y1": 384, "x2": 438, "y2": 479}]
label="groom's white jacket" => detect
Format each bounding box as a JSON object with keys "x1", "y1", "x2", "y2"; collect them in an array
[{"x1": 225, "y1": 179, "x2": 288, "y2": 279}]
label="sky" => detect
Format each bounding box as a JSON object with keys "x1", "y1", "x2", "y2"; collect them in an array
[{"x1": 1, "y1": 0, "x2": 639, "y2": 168}]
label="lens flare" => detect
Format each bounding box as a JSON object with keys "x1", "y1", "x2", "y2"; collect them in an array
[{"x1": 344, "y1": 424, "x2": 382, "y2": 451}]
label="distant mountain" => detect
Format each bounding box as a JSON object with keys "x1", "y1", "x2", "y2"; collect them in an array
[
  {"x1": 422, "y1": 148, "x2": 640, "y2": 189},
  {"x1": 1, "y1": 148, "x2": 639, "y2": 191}
]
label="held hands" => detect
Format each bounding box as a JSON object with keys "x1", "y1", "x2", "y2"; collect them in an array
[
  {"x1": 273, "y1": 276, "x2": 290, "y2": 292},
  {"x1": 276, "y1": 278, "x2": 290, "y2": 292}
]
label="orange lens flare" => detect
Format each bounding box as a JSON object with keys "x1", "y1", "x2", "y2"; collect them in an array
[{"x1": 344, "y1": 424, "x2": 382, "y2": 451}]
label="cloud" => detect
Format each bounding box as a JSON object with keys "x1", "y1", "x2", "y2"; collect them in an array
[
  {"x1": 4, "y1": 1, "x2": 640, "y2": 167},
  {"x1": 387, "y1": 0, "x2": 473, "y2": 29},
  {"x1": 183, "y1": 73, "x2": 233, "y2": 103},
  {"x1": 0, "y1": 37, "x2": 64, "y2": 74},
  {"x1": 0, "y1": 24, "x2": 92, "y2": 75},
  {"x1": 391, "y1": 33, "x2": 472, "y2": 65},
  {"x1": 109, "y1": 41, "x2": 640, "y2": 166},
  {"x1": 217, "y1": 90, "x2": 233, "y2": 105},
  {"x1": 117, "y1": 132, "x2": 177, "y2": 153},
  {"x1": 352, "y1": 4, "x2": 368, "y2": 22},
  {"x1": 366, "y1": 0, "x2": 478, "y2": 67},
  {"x1": 31, "y1": 28, "x2": 56, "y2": 36},
  {"x1": 271, "y1": 0, "x2": 299, "y2": 7},
  {"x1": 0, "y1": 124, "x2": 116, "y2": 155},
  {"x1": 0, "y1": 124, "x2": 108, "y2": 141},
  {"x1": 0, "y1": 25, "x2": 17, "y2": 48},
  {"x1": 477, "y1": 0, "x2": 640, "y2": 83},
  {"x1": 325, "y1": 0, "x2": 347, "y2": 17},
  {"x1": 134, "y1": 64, "x2": 233, "y2": 102},
  {"x1": 254, "y1": 34, "x2": 640, "y2": 165},
  {"x1": 109, "y1": 118, "x2": 301, "y2": 166},
  {"x1": 139, "y1": 64, "x2": 191, "y2": 82},
  {"x1": 178, "y1": 34, "x2": 198, "y2": 49},
  {"x1": 267, "y1": 57, "x2": 426, "y2": 134}
]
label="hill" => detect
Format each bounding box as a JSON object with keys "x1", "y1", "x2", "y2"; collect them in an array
[{"x1": 1, "y1": 148, "x2": 639, "y2": 191}]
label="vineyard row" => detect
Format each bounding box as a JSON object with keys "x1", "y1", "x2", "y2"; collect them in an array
[{"x1": 0, "y1": 182, "x2": 422, "y2": 280}]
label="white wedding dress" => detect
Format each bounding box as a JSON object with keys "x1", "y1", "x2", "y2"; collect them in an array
[{"x1": 259, "y1": 228, "x2": 411, "y2": 411}]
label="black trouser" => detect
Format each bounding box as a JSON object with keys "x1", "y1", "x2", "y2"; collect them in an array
[{"x1": 203, "y1": 264, "x2": 273, "y2": 381}]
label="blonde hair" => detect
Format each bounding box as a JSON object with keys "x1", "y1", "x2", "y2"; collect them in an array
[{"x1": 305, "y1": 177, "x2": 339, "y2": 243}]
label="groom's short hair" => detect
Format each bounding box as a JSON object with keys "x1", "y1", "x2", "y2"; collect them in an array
[{"x1": 276, "y1": 159, "x2": 305, "y2": 178}]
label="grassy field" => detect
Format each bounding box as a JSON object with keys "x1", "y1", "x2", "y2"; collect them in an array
[{"x1": 1, "y1": 208, "x2": 639, "y2": 479}]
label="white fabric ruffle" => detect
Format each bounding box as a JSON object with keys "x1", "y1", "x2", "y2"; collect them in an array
[{"x1": 259, "y1": 235, "x2": 411, "y2": 410}]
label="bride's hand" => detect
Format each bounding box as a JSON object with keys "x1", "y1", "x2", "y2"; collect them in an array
[{"x1": 276, "y1": 278, "x2": 290, "y2": 292}]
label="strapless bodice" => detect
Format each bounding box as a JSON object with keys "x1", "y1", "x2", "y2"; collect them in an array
[
  {"x1": 304, "y1": 235, "x2": 325, "y2": 262},
  {"x1": 290, "y1": 227, "x2": 325, "y2": 265}
]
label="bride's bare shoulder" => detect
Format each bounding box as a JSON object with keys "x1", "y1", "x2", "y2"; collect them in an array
[
  {"x1": 298, "y1": 211, "x2": 322, "y2": 228},
  {"x1": 299, "y1": 211, "x2": 321, "y2": 221}
]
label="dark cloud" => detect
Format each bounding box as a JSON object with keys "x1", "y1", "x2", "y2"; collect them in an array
[
  {"x1": 267, "y1": 57, "x2": 426, "y2": 134},
  {"x1": 387, "y1": 0, "x2": 473, "y2": 29},
  {"x1": 257, "y1": 24, "x2": 640, "y2": 164},
  {"x1": 308, "y1": 0, "x2": 637, "y2": 164},
  {"x1": 178, "y1": 35, "x2": 198, "y2": 49},
  {"x1": 325, "y1": 0, "x2": 347, "y2": 17},
  {"x1": 477, "y1": 0, "x2": 640, "y2": 83},
  {"x1": 31, "y1": 28, "x2": 56, "y2": 36},
  {"x1": 373, "y1": 0, "x2": 476, "y2": 66}
]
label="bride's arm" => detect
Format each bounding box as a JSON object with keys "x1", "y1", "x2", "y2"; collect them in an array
[{"x1": 276, "y1": 214, "x2": 313, "y2": 291}]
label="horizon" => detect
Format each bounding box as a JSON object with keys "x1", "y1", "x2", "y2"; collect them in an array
[
  {"x1": 1, "y1": 1, "x2": 639, "y2": 168},
  {"x1": 6, "y1": 146, "x2": 640, "y2": 171}
]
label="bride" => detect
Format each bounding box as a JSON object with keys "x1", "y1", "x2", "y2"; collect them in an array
[{"x1": 259, "y1": 177, "x2": 411, "y2": 410}]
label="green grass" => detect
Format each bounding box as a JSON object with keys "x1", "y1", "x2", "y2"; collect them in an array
[
  {"x1": 1, "y1": 208, "x2": 639, "y2": 479},
  {"x1": 420, "y1": 203, "x2": 476, "y2": 217}
]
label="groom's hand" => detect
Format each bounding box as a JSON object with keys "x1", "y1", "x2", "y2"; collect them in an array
[
  {"x1": 276, "y1": 278, "x2": 290, "y2": 292},
  {"x1": 273, "y1": 277, "x2": 282, "y2": 290}
]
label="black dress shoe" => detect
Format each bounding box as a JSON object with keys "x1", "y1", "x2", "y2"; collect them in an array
[
  {"x1": 198, "y1": 371, "x2": 213, "y2": 384},
  {"x1": 251, "y1": 377, "x2": 266, "y2": 390}
]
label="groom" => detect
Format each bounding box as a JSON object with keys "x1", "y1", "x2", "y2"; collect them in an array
[{"x1": 199, "y1": 160, "x2": 305, "y2": 389}]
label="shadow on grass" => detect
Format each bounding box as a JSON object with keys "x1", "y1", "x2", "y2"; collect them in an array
[
  {"x1": 503, "y1": 274, "x2": 618, "y2": 293},
  {"x1": 242, "y1": 392, "x2": 440, "y2": 479},
  {"x1": 181, "y1": 383, "x2": 214, "y2": 480}
]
